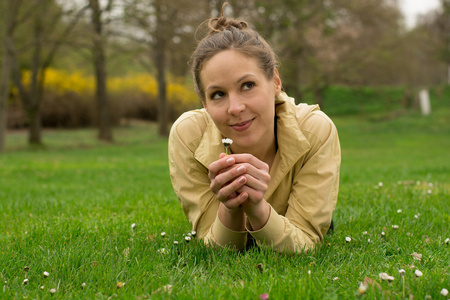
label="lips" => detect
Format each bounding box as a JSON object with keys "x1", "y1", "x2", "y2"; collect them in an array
[{"x1": 230, "y1": 118, "x2": 254, "y2": 132}]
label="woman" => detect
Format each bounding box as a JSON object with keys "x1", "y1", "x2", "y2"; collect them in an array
[{"x1": 168, "y1": 7, "x2": 340, "y2": 253}]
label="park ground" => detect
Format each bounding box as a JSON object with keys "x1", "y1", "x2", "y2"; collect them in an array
[{"x1": 0, "y1": 107, "x2": 449, "y2": 299}]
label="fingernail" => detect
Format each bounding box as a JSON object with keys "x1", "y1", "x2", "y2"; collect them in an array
[
  {"x1": 237, "y1": 166, "x2": 245, "y2": 173},
  {"x1": 241, "y1": 193, "x2": 248, "y2": 200},
  {"x1": 238, "y1": 177, "x2": 246, "y2": 184},
  {"x1": 226, "y1": 158, "x2": 235, "y2": 165}
]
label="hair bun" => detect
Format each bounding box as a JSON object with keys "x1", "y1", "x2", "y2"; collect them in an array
[
  {"x1": 206, "y1": 3, "x2": 248, "y2": 36},
  {"x1": 208, "y1": 16, "x2": 248, "y2": 35}
]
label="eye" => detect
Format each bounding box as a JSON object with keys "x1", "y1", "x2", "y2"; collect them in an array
[
  {"x1": 242, "y1": 82, "x2": 255, "y2": 91},
  {"x1": 210, "y1": 91, "x2": 225, "y2": 100}
]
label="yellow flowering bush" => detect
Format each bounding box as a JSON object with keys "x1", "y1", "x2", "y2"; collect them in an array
[{"x1": 10, "y1": 68, "x2": 200, "y2": 128}]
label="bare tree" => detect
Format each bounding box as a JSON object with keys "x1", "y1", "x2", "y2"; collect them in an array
[
  {"x1": 8, "y1": 0, "x2": 88, "y2": 145},
  {"x1": 123, "y1": 0, "x2": 208, "y2": 137},
  {"x1": 0, "y1": 0, "x2": 19, "y2": 152},
  {"x1": 88, "y1": 0, "x2": 113, "y2": 142}
]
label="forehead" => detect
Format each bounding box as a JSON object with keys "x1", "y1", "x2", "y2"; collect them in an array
[{"x1": 201, "y1": 50, "x2": 265, "y2": 86}]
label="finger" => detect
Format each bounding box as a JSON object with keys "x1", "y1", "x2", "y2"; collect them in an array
[
  {"x1": 230, "y1": 154, "x2": 269, "y2": 172},
  {"x1": 208, "y1": 155, "x2": 236, "y2": 176},
  {"x1": 215, "y1": 175, "x2": 247, "y2": 201},
  {"x1": 210, "y1": 165, "x2": 247, "y2": 194},
  {"x1": 222, "y1": 192, "x2": 248, "y2": 209},
  {"x1": 237, "y1": 184, "x2": 265, "y2": 203}
]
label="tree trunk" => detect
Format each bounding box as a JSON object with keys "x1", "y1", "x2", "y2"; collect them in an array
[
  {"x1": 90, "y1": 0, "x2": 112, "y2": 142},
  {"x1": 0, "y1": 36, "x2": 12, "y2": 152},
  {"x1": 27, "y1": 108, "x2": 42, "y2": 144},
  {"x1": 155, "y1": 0, "x2": 168, "y2": 137}
]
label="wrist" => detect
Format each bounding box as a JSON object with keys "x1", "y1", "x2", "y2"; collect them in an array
[
  {"x1": 218, "y1": 203, "x2": 246, "y2": 232},
  {"x1": 244, "y1": 200, "x2": 271, "y2": 231}
]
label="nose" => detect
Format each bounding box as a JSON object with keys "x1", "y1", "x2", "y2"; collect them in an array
[{"x1": 227, "y1": 93, "x2": 245, "y2": 115}]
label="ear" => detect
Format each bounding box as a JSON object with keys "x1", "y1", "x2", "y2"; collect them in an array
[
  {"x1": 273, "y1": 69, "x2": 282, "y2": 96},
  {"x1": 202, "y1": 100, "x2": 207, "y2": 110}
]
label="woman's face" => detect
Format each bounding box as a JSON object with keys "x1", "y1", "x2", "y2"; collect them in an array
[{"x1": 201, "y1": 50, "x2": 281, "y2": 154}]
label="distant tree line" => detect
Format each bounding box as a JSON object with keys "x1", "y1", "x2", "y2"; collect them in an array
[{"x1": 0, "y1": 0, "x2": 449, "y2": 151}]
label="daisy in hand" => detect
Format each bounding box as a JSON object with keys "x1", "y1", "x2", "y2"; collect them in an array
[{"x1": 222, "y1": 138, "x2": 233, "y2": 155}]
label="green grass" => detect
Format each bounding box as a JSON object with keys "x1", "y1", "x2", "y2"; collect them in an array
[{"x1": 1, "y1": 110, "x2": 449, "y2": 299}]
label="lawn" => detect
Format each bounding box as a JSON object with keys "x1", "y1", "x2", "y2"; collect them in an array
[{"x1": 0, "y1": 109, "x2": 449, "y2": 299}]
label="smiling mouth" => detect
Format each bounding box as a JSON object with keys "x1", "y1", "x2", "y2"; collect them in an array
[{"x1": 230, "y1": 118, "x2": 254, "y2": 131}]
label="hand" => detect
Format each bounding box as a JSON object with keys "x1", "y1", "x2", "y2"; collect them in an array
[
  {"x1": 209, "y1": 153, "x2": 270, "y2": 211},
  {"x1": 208, "y1": 153, "x2": 249, "y2": 209}
]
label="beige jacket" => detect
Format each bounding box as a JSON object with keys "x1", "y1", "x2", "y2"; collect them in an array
[{"x1": 168, "y1": 92, "x2": 341, "y2": 253}]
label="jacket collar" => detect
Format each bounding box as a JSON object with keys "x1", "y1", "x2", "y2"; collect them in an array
[{"x1": 194, "y1": 92, "x2": 311, "y2": 198}]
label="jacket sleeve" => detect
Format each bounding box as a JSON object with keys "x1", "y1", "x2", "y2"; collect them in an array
[
  {"x1": 249, "y1": 112, "x2": 341, "y2": 253},
  {"x1": 168, "y1": 112, "x2": 248, "y2": 250}
]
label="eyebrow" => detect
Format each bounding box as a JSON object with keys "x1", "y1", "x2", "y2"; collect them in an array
[{"x1": 205, "y1": 73, "x2": 256, "y2": 92}]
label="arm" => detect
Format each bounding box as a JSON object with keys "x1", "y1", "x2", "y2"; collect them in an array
[
  {"x1": 249, "y1": 113, "x2": 341, "y2": 253},
  {"x1": 168, "y1": 113, "x2": 248, "y2": 249}
]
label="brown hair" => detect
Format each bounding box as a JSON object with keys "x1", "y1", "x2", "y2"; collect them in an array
[{"x1": 191, "y1": 3, "x2": 278, "y2": 100}]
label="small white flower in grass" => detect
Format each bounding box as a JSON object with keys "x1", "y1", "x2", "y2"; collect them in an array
[
  {"x1": 131, "y1": 223, "x2": 136, "y2": 230},
  {"x1": 81, "y1": 282, "x2": 86, "y2": 289},
  {"x1": 161, "y1": 232, "x2": 166, "y2": 237},
  {"x1": 23, "y1": 279, "x2": 29, "y2": 285},
  {"x1": 392, "y1": 225, "x2": 399, "y2": 230},
  {"x1": 397, "y1": 209, "x2": 402, "y2": 213},
  {"x1": 43, "y1": 271, "x2": 49, "y2": 278},
  {"x1": 158, "y1": 248, "x2": 167, "y2": 254},
  {"x1": 307, "y1": 270, "x2": 311, "y2": 275},
  {"x1": 445, "y1": 238, "x2": 450, "y2": 244},
  {"x1": 387, "y1": 276, "x2": 395, "y2": 282},
  {"x1": 414, "y1": 269, "x2": 423, "y2": 277},
  {"x1": 427, "y1": 189, "x2": 432, "y2": 195},
  {"x1": 358, "y1": 283, "x2": 368, "y2": 294},
  {"x1": 381, "y1": 231, "x2": 386, "y2": 237},
  {"x1": 187, "y1": 232, "x2": 192, "y2": 237},
  {"x1": 191, "y1": 231, "x2": 197, "y2": 237},
  {"x1": 379, "y1": 273, "x2": 389, "y2": 281},
  {"x1": 332, "y1": 277, "x2": 339, "y2": 281},
  {"x1": 440, "y1": 288, "x2": 449, "y2": 296},
  {"x1": 378, "y1": 182, "x2": 383, "y2": 187},
  {"x1": 116, "y1": 282, "x2": 125, "y2": 289},
  {"x1": 222, "y1": 138, "x2": 233, "y2": 155},
  {"x1": 345, "y1": 237, "x2": 351, "y2": 243},
  {"x1": 173, "y1": 241, "x2": 179, "y2": 245},
  {"x1": 398, "y1": 269, "x2": 406, "y2": 276},
  {"x1": 40, "y1": 286, "x2": 45, "y2": 290},
  {"x1": 185, "y1": 236, "x2": 191, "y2": 243},
  {"x1": 367, "y1": 239, "x2": 372, "y2": 243},
  {"x1": 428, "y1": 182, "x2": 433, "y2": 187},
  {"x1": 50, "y1": 288, "x2": 56, "y2": 294},
  {"x1": 362, "y1": 231, "x2": 368, "y2": 235}
]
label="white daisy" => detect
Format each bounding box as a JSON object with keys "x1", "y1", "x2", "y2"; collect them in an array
[
  {"x1": 345, "y1": 237, "x2": 351, "y2": 243},
  {"x1": 414, "y1": 269, "x2": 423, "y2": 277},
  {"x1": 358, "y1": 283, "x2": 368, "y2": 294},
  {"x1": 440, "y1": 288, "x2": 449, "y2": 297},
  {"x1": 43, "y1": 271, "x2": 49, "y2": 278},
  {"x1": 398, "y1": 269, "x2": 406, "y2": 276},
  {"x1": 222, "y1": 138, "x2": 233, "y2": 154}
]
